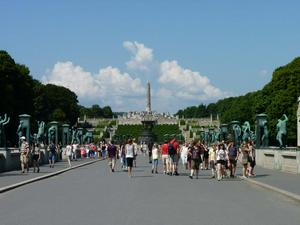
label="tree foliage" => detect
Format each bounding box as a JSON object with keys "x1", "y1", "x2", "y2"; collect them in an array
[
  {"x1": 79, "y1": 104, "x2": 113, "y2": 118},
  {"x1": 176, "y1": 57, "x2": 300, "y2": 146},
  {"x1": 0, "y1": 51, "x2": 80, "y2": 146}
]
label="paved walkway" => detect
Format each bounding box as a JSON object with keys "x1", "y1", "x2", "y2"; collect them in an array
[
  {"x1": 0, "y1": 155, "x2": 299, "y2": 199},
  {"x1": 1, "y1": 156, "x2": 299, "y2": 225},
  {"x1": 245, "y1": 166, "x2": 300, "y2": 196},
  {"x1": 0, "y1": 157, "x2": 102, "y2": 190}
]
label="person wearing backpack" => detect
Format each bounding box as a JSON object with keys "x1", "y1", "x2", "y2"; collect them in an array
[
  {"x1": 188, "y1": 140, "x2": 202, "y2": 179},
  {"x1": 168, "y1": 140, "x2": 177, "y2": 175}
]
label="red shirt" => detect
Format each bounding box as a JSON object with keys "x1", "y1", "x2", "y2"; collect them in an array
[
  {"x1": 161, "y1": 143, "x2": 168, "y2": 155},
  {"x1": 171, "y1": 139, "x2": 179, "y2": 153}
]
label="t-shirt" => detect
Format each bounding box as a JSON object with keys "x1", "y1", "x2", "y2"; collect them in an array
[
  {"x1": 173, "y1": 141, "x2": 179, "y2": 153},
  {"x1": 181, "y1": 146, "x2": 188, "y2": 157},
  {"x1": 190, "y1": 147, "x2": 201, "y2": 160},
  {"x1": 228, "y1": 146, "x2": 239, "y2": 158},
  {"x1": 65, "y1": 145, "x2": 72, "y2": 156},
  {"x1": 161, "y1": 143, "x2": 168, "y2": 155},
  {"x1": 208, "y1": 147, "x2": 216, "y2": 161},
  {"x1": 152, "y1": 147, "x2": 159, "y2": 160},
  {"x1": 216, "y1": 149, "x2": 227, "y2": 161},
  {"x1": 107, "y1": 144, "x2": 117, "y2": 158},
  {"x1": 49, "y1": 144, "x2": 56, "y2": 154},
  {"x1": 126, "y1": 144, "x2": 135, "y2": 158}
]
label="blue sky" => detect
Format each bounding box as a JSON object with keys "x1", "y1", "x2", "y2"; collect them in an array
[{"x1": 1, "y1": 0, "x2": 300, "y2": 113}]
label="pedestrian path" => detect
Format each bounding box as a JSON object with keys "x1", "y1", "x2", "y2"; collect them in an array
[
  {"x1": 0, "y1": 158, "x2": 101, "y2": 191},
  {"x1": 240, "y1": 166, "x2": 300, "y2": 197},
  {"x1": 1, "y1": 155, "x2": 300, "y2": 201}
]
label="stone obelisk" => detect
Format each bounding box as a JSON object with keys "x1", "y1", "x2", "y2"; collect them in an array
[{"x1": 146, "y1": 81, "x2": 151, "y2": 113}]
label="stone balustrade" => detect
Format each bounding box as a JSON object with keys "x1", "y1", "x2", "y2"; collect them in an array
[{"x1": 256, "y1": 147, "x2": 300, "y2": 174}]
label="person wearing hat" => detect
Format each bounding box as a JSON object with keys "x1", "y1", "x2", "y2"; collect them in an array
[{"x1": 20, "y1": 136, "x2": 29, "y2": 173}]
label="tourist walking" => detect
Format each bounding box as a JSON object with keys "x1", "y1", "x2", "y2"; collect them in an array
[
  {"x1": 248, "y1": 141, "x2": 256, "y2": 176},
  {"x1": 216, "y1": 143, "x2": 228, "y2": 181},
  {"x1": 227, "y1": 141, "x2": 240, "y2": 178},
  {"x1": 208, "y1": 144, "x2": 217, "y2": 178},
  {"x1": 72, "y1": 143, "x2": 78, "y2": 161},
  {"x1": 171, "y1": 138, "x2": 180, "y2": 175},
  {"x1": 20, "y1": 136, "x2": 29, "y2": 173},
  {"x1": 161, "y1": 140, "x2": 169, "y2": 174},
  {"x1": 125, "y1": 139, "x2": 136, "y2": 177},
  {"x1": 168, "y1": 140, "x2": 177, "y2": 176},
  {"x1": 201, "y1": 142, "x2": 209, "y2": 170},
  {"x1": 101, "y1": 142, "x2": 107, "y2": 159},
  {"x1": 240, "y1": 142, "x2": 250, "y2": 178},
  {"x1": 32, "y1": 143, "x2": 41, "y2": 173},
  {"x1": 151, "y1": 143, "x2": 160, "y2": 174},
  {"x1": 180, "y1": 143, "x2": 189, "y2": 170},
  {"x1": 107, "y1": 141, "x2": 118, "y2": 172},
  {"x1": 65, "y1": 144, "x2": 72, "y2": 167},
  {"x1": 48, "y1": 142, "x2": 56, "y2": 168},
  {"x1": 119, "y1": 142, "x2": 127, "y2": 170},
  {"x1": 188, "y1": 141, "x2": 202, "y2": 179},
  {"x1": 133, "y1": 139, "x2": 138, "y2": 167}
]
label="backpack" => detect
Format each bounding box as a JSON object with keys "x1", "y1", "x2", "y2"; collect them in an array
[{"x1": 168, "y1": 143, "x2": 176, "y2": 155}]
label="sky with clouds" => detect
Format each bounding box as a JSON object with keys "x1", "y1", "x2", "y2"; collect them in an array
[{"x1": 1, "y1": 1, "x2": 300, "y2": 113}]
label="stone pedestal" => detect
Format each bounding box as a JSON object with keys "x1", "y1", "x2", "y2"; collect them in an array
[
  {"x1": 229, "y1": 120, "x2": 240, "y2": 146},
  {"x1": 78, "y1": 128, "x2": 83, "y2": 145},
  {"x1": 220, "y1": 124, "x2": 228, "y2": 141},
  {"x1": 62, "y1": 124, "x2": 70, "y2": 146},
  {"x1": 18, "y1": 114, "x2": 31, "y2": 146},
  {"x1": 48, "y1": 121, "x2": 59, "y2": 145},
  {"x1": 256, "y1": 114, "x2": 268, "y2": 149}
]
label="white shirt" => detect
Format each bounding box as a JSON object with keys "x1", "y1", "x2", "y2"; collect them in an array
[
  {"x1": 66, "y1": 145, "x2": 72, "y2": 156},
  {"x1": 152, "y1": 147, "x2": 159, "y2": 160},
  {"x1": 181, "y1": 146, "x2": 188, "y2": 157},
  {"x1": 126, "y1": 144, "x2": 135, "y2": 158},
  {"x1": 216, "y1": 149, "x2": 227, "y2": 161}
]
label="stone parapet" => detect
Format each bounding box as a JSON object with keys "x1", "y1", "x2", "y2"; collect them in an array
[{"x1": 256, "y1": 147, "x2": 300, "y2": 174}]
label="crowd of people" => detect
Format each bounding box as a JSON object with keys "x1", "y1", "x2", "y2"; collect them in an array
[
  {"x1": 99, "y1": 138, "x2": 256, "y2": 180},
  {"x1": 19, "y1": 135, "x2": 256, "y2": 180}
]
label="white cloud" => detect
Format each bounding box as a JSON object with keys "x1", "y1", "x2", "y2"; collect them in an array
[
  {"x1": 43, "y1": 61, "x2": 145, "y2": 111},
  {"x1": 123, "y1": 41, "x2": 153, "y2": 71},
  {"x1": 42, "y1": 41, "x2": 230, "y2": 113},
  {"x1": 158, "y1": 60, "x2": 227, "y2": 101}
]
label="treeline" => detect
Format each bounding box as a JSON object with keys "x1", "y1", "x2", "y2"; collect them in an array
[
  {"x1": 0, "y1": 51, "x2": 112, "y2": 146},
  {"x1": 176, "y1": 57, "x2": 300, "y2": 146},
  {"x1": 79, "y1": 104, "x2": 113, "y2": 119}
]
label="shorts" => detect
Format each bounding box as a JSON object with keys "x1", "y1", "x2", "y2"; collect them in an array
[
  {"x1": 49, "y1": 152, "x2": 55, "y2": 161},
  {"x1": 192, "y1": 159, "x2": 201, "y2": 170},
  {"x1": 169, "y1": 155, "x2": 176, "y2": 164},
  {"x1": 126, "y1": 157, "x2": 134, "y2": 167},
  {"x1": 162, "y1": 155, "x2": 169, "y2": 165},
  {"x1": 217, "y1": 160, "x2": 226, "y2": 165},
  {"x1": 229, "y1": 158, "x2": 237, "y2": 167}
]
